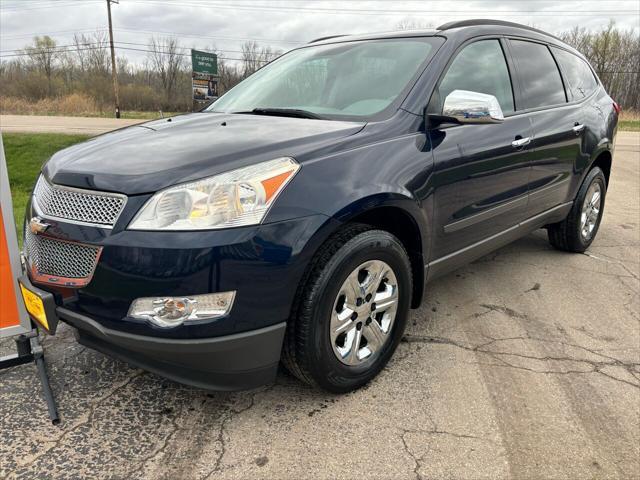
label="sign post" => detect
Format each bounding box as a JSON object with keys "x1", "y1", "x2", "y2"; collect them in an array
[{"x1": 191, "y1": 49, "x2": 219, "y2": 109}]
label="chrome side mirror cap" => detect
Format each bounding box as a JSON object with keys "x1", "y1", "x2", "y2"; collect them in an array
[{"x1": 442, "y1": 90, "x2": 505, "y2": 124}]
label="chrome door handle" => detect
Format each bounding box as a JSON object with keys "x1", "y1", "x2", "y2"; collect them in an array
[
  {"x1": 512, "y1": 137, "x2": 531, "y2": 148},
  {"x1": 573, "y1": 123, "x2": 586, "y2": 134}
]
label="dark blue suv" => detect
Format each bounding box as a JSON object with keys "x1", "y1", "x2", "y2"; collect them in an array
[{"x1": 21, "y1": 20, "x2": 618, "y2": 392}]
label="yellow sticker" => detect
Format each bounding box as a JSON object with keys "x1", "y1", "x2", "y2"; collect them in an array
[{"x1": 19, "y1": 284, "x2": 49, "y2": 330}]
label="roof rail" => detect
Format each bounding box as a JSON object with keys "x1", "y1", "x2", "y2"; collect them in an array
[
  {"x1": 308, "y1": 35, "x2": 349, "y2": 44},
  {"x1": 436, "y1": 19, "x2": 562, "y2": 41}
]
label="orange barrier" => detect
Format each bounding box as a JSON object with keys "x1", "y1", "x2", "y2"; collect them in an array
[
  {"x1": 0, "y1": 133, "x2": 29, "y2": 336},
  {"x1": 0, "y1": 208, "x2": 20, "y2": 329}
]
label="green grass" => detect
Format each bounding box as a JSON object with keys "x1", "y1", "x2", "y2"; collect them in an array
[
  {"x1": 4, "y1": 133, "x2": 90, "y2": 245},
  {"x1": 619, "y1": 120, "x2": 640, "y2": 132}
]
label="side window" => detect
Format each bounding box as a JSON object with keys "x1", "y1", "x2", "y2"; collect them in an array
[
  {"x1": 552, "y1": 47, "x2": 598, "y2": 100},
  {"x1": 433, "y1": 39, "x2": 515, "y2": 114},
  {"x1": 510, "y1": 40, "x2": 566, "y2": 109}
]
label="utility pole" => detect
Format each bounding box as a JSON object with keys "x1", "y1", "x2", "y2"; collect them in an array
[{"x1": 106, "y1": 0, "x2": 120, "y2": 118}]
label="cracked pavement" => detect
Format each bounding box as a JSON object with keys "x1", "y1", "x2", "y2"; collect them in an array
[{"x1": 1, "y1": 132, "x2": 638, "y2": 479}]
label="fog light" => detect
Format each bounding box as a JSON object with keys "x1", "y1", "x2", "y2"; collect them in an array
[{"x1": 128, "y1": 292, "x2": 235, "y2": 328}]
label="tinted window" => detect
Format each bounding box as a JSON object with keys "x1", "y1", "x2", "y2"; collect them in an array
[
  {"x1": 552, "y1": 47, "x2": 598, "y2": 100},
  {"x1": 510, "y1": 40, "x2": 566, "y2": 109},
  {"x1": 436, "y1": 40, "x2": 514, "y2": 114}
]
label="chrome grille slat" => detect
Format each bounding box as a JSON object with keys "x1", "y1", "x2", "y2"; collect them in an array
[
  {"x1": 25, "y1": 228, "x2": 100, "y2": 279},
  {"x1": 34, "y1": 176, "x2": 126, "y2": 227}
]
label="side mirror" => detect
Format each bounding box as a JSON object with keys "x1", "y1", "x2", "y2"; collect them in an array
[{"x1": 441, "y1": 90, "x2": 505, "y2": 124}]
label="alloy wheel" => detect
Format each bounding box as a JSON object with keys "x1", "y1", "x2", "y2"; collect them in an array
[
  {"x1": 580, "y1": 182, "x2": 602, "y2": 241},
  {"x1": 330, "y1": 260, "x2": 399, "y2": 365}
]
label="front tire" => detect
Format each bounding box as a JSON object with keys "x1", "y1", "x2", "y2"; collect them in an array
[
  {"x1": 548, "y1": 167, "x2": 607, "y2": 253},
  {"x1": 282, "y1": 225, "x2": 412, "y2": 393}
]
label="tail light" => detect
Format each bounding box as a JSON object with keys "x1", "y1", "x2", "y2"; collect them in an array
[{"x1": 613, "y1": 101, "x2": 622, "y2": 115}]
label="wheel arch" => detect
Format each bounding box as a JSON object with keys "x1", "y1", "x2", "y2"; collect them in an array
[
  {"x1": 589, "y1": 149, "x2": 612, "y2": 186},
  {"x1": 331, "y1": 194, "x2": 429, "y2": 309}
]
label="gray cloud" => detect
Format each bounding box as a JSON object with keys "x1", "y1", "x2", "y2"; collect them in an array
[{"x1": 1, "y1": 0, "x2": 638, "y2": 65}]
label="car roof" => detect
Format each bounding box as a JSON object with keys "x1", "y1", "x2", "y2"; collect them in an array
[{"x1": 307, "y1": 19, "x2": 580, "y2": 57}]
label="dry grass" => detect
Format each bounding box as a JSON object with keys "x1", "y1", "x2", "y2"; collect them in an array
[
  {"x1": 0, "y1": 94, "x2": 99, "y2": 116},
  {"x1": 619, "y1": 109, "x2": 639, "y2": 132},
  {"x1": 0, "y1": 95, "x2": 175, "y2": 119}
]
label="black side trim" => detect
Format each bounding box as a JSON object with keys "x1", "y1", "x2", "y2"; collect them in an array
[
  {"x1": 427, "y1": 202, "x2": 572, "y2": 282},
  {"x1": 444, "y1": 196, "x2": 528, "y2": 233},
  {"x1": 528, "y1": 176, "x2": 571, "y2": 202}
]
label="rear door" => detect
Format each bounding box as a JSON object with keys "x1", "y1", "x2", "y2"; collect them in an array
[
  {"x1": 508, "y1": 39, "x2": 585, "y2": 216},
  {"x1": 428, "y1": 38, "x2": 534, "y2": 260}
]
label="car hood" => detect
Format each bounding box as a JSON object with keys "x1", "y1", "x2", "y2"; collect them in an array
[{"x1": 44, "y1": 113, "x2": 365, "y2": 195}]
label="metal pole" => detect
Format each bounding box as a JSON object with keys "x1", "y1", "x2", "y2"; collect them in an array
[
  {"x1": 35, "y1": 351, "x2": 60, "y2": 425},
  {"x1": 106, "y1": 0, "x2": 120, "y2": 118},
  {"x1": 32, "y1": 335, "x2": 60, "y2": 425}
]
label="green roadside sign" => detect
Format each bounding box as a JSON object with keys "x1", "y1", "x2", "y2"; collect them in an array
[{"x1": 191, "y1": 49, "x2": 218, "y2": 75}]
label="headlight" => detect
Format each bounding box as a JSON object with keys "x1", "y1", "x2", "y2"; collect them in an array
[{"x1": 128, "y1": 157, "x2": 299, "y2": 230}]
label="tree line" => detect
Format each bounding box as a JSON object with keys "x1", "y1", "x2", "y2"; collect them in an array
[
  {"x1": 558, "y1": 22, "x2": 639, "y2": 110},
  {"x1": 0, "y1": 21, "x2": 637, "y2": 115},
  {"x1": 0, "y1": 33, "x2": 281, "y2": 113}
]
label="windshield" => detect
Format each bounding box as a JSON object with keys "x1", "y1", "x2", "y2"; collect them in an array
[{"x1": 207, "y1": 37, "x2": 442, "y2": 120}]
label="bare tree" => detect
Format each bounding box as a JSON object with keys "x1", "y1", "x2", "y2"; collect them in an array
[
  {"x1": 396, "y1": 19, "x2": 433, "y2": 30},
  {"x1": 559, "y1": 21, "x2": 640, "y2": 109},
  {"x1": 241, "y1": 41, "x2": 281, "y2": 77},
  {"x1": 148, "y1": 37, "x2": 186, "y2": 103},
  {"x1": 73, "y1": 32, "x2": 110, "y2": 76},
  {"x1": 217, "y1": 55, "x2": 243, "y2": 94},
  {"x1": 24, "y1": 36, "x2": 58, "y2": 95}
]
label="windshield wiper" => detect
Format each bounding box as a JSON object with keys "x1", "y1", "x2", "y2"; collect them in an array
[{"x1": 233, "y1": 108, "x2": 324, "y2": 120}]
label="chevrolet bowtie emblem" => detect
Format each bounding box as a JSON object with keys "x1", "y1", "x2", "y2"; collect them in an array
[{"x1": 29, "y1": 217, "x2": 50, "y2": 235}]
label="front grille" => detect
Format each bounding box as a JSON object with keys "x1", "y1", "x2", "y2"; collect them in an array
[
  {"x1": 25, "y1": 228, "x2": 101, "y2": 283},
  {"x1": 34, "y1": 175, "x2": 126, "y2": 227}
]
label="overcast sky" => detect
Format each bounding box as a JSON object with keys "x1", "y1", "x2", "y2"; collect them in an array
[{"x1": 1, "y1": 0, "x2": 639, "y2": 66}]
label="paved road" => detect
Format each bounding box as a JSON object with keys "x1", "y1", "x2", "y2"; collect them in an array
[
  {"x1": 1, "y1": 132, "x2": 639, "y2": 479},
  {"x1": 0, "y1": 115, "x2": 146, "y2": 135}
]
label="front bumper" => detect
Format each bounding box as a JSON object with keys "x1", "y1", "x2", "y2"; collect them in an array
[
  {"x1": 20, "y1": 274, "x2": 286, "y2": 390},
  {"x1": 22, "y1": 199, "x2": 340, "y2": 389},
  {"x1": 59, "y1": 307, "x2": 286, "y2": 391}
]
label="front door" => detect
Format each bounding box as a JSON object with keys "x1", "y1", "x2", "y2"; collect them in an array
[{"x1": 427, "y1": 38, "x2": 534, "y2": 261}]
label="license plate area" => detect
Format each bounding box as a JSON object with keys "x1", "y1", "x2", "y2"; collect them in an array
[{"x1": 18, "y1": 276, "x2": 59, "y2": 334}]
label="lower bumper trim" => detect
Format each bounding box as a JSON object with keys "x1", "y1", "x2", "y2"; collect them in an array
[{"x1": 57, "y1": 307, "x2": 286, "y2": 391}]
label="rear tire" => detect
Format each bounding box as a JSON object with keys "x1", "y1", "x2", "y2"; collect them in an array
[
  {"x1": 548, "y1": 167, "x2": 607, "y2": 253},
  {"x1": 282, "y1": 224, "x2": 412, "y2": 393}
]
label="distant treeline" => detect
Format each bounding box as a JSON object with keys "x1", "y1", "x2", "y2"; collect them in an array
[
  {"x1": 0, "y1": 33, "x2": 280, "y2": 113},
  {"x1": 559, "y1": 23, "x2": 639, "y2": 110},
  {"x1": 0, "y1": 22, "x2": 638, "y2": 114}
]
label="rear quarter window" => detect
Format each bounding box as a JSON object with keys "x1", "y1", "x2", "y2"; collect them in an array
[
  {"x1": 551, "y1": 47, "x2": 599, "y2": 101},
  {"x1": 510, "y1": 40, "x2": 567, "y2": 109}
]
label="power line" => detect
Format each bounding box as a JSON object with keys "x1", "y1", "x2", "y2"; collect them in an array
[
  {"x1": 113, "y1": 28, "x2": 304, "y2": 45},
  {"x1": 123, "y1": 0, "x2": 640, "y2": 16},
  {"x1": 0, "y1": 1, "x2": 101, "y2": 11},
  {"x1": 0, "y1": 28, "x2": 109, "y2": 40},
  {"x1": 0, "y1": 45, "x2": 272, "y2": 63},
  {"x1": 0, "y1": 42, "x2": 274, "y2": 56},
  {"x1": 0, "y1": 28, "x2": 304, "y2": 46}
]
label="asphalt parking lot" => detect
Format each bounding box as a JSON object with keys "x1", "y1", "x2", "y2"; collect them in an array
[{"x1": 1, "y1": 132, "x2": 638, "y2": 480}]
